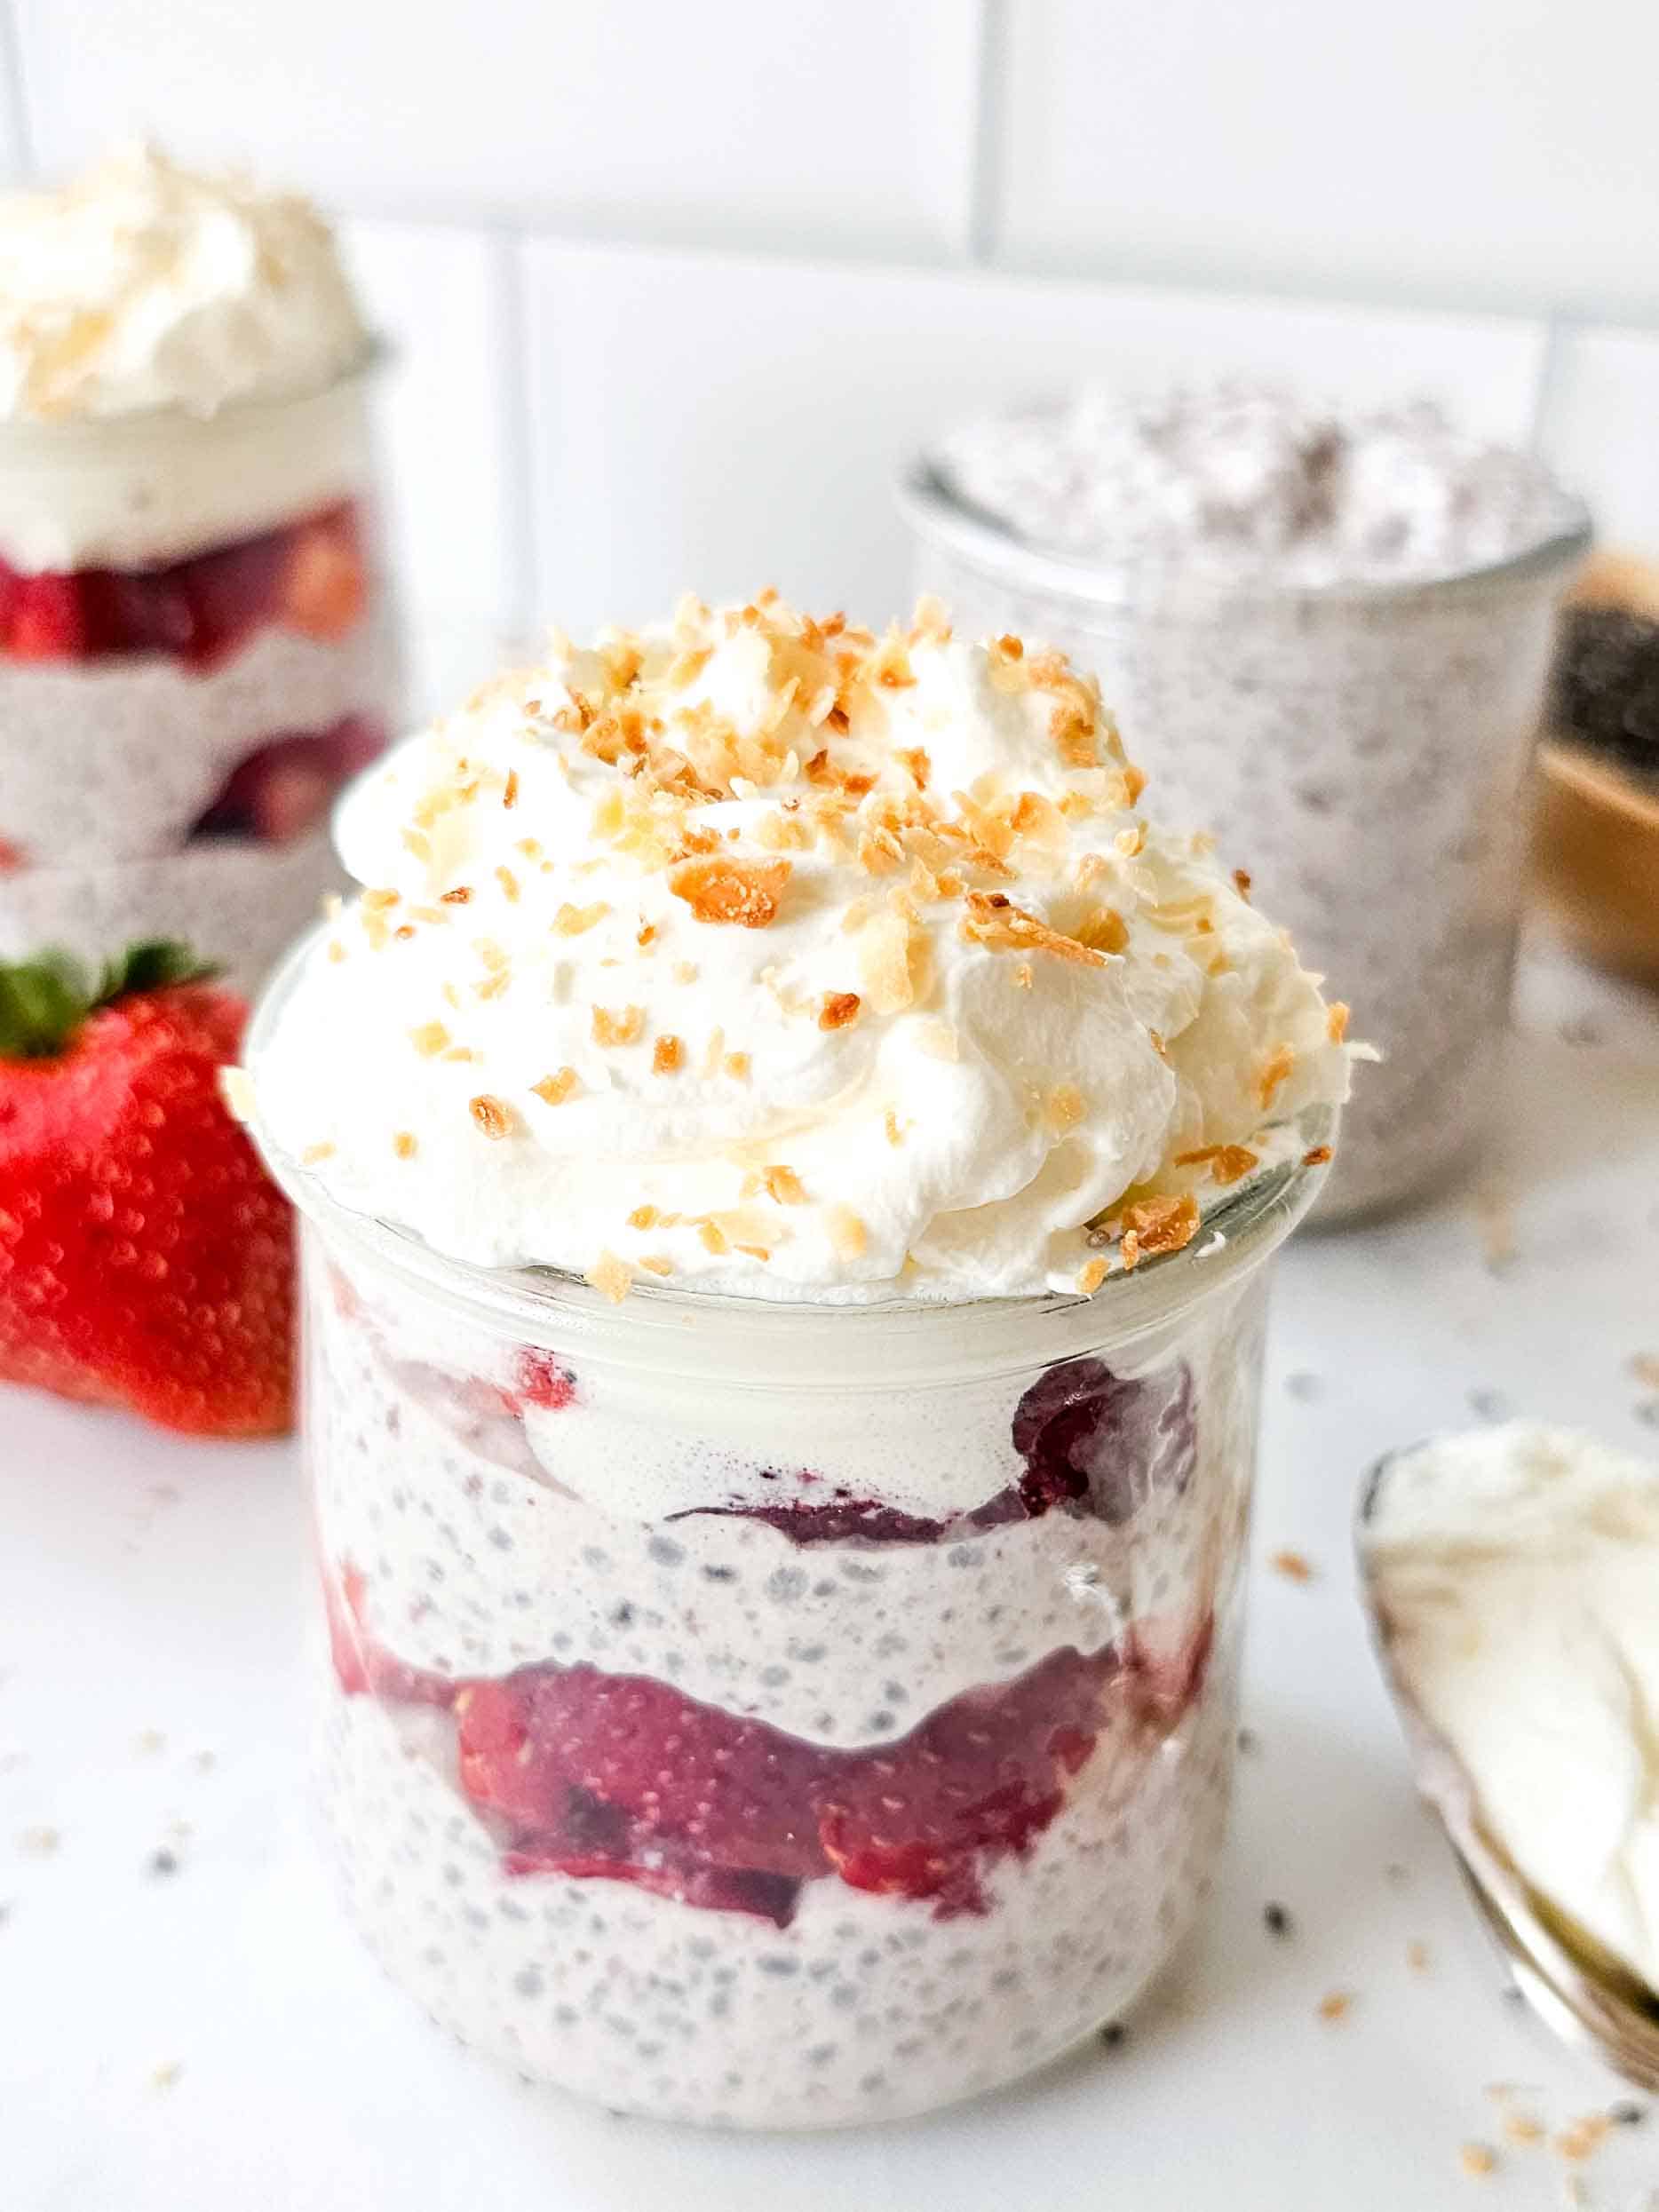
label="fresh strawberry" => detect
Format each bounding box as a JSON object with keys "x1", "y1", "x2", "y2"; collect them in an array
[
  {"x1": 0, "y1": 940, "x2": 292, "y2": 1436},
  {"x1": 7, "y1": 572, "x2": 85, "y2": 660},
  {"x1": 456, "y1": 1665, "x2": 827, "y2": 1883},
  {"x1": 190, "y1": 716, "x2": 386, "y2": 845},
  {"x1": 814, "y1": 1646, "x2": 1109, "y2": 1914}
]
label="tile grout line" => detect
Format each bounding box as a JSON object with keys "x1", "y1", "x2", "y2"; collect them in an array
[
  {"x1": 964, "y1": 0, "x2": 1007, "y2": 266},
  {"x1": 0, "y1": 0, "x2": 36, "y2": 177}
]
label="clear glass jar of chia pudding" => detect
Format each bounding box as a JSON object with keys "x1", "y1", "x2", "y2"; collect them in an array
[
  {"x1": 898, "y1": 463, "x2": 1589, "y2": 1223},
  {"x1": 0, "y1": 360, "x2": 401, "y2": 988},
  {"x1": 250, "y1": 947, "x2": 1332, "y2": 2128}
]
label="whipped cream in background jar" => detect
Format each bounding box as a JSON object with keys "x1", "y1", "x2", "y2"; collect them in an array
[
  {"x1": 0, "y1": 147, "x2": 401, "y2": 987},
  {"x1": 242, "y1": 594, "x2": 1351, "y2": 2127},
  {"x1": 901, "y1": 387, "x2": 1592, "y2": 1223}
]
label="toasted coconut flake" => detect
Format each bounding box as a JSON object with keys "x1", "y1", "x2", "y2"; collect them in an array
[
  {"x1": 857, "y1": 908, "x2": 926, "y2": 1013},
  {"x1": 469, "y1": 1094, "x2": 517, "y2": 1140},
  {"x1": 587, "y1": 1249, "x2": 631, "y2": 1303},
  {"x1": 1257, "y1": 1043, "x2": 1296, "y2": 1108},
  {"x1": 327, "y1": 940, "x2": 346, "y2": 963},
  {"x1": 302, "y1": 1141, "x2": 336, "y2": 1165},
  {"x1": 825, "y1": 1204, "x2": 868, "y2": 1260},
  {"x1": 392, "y1": 1130, "x2": 417, "y2": 1160},
  {"x1": 1458, "y1": 2144, "x2": 1497, "y2": 2179},
  {"x1": 552, "y1": 900, "x2": 608, "y2": 936},
  {"x1": 763, "y1": 1164, "x2": 807, "y2": 1206},
  {"x1": 592, "y1": 1004, "x2": 646, "y2": 1047},
  {"x1": 1316, "y1": 1990, "x2": 1353, "y2": 2025},
  {"x1": 409, "y1": 1020, "x2": 450, "y2": 1057},
  {"x1": 1077, "y1": 1257, "x2": 1108, "y2": 1295},
  {"x1": 1303, "y1": 1145, "x2": 1332, "y2": 1167},
  {"x1": 1327, "y1": 1001, "x2": 1350, "y2": 1043},
  {"x1": 1076, "y1": 906, "x2": 1129, "y2": 955},
  {"x1": 670, "y1": 855, "x2": 791, "y2": 927},
  {"x1": 818, "y1": 990, "x2": 861, "y2": 1032},
  {"x1": 724, "y1": 1051, "x2": 751, "y2": 1081},
  {"x1": 884, "y1": 1108, "x2": 904, "y2": 1146},
  {"x1": 441, "y1": 884, "x2": 472, "y2": 905},
  {"x1": 502, "y1": 768, "x2": 520, "y2": 810},
  {"x1": 362, "y1": 886, "x2": 401, "y2": 912},
  {"x1": 1121, "y1": 1192, "x2": 1200, "y2": 1257},
  {"x1": 698, "y1": 1218, "x2": 729, "y2": 1256},
  {"x1": 653, "y1": 1034, "x2": 685, "y2": 1074},
  {"x1": 1271, "y1": 1549, "x2": 1315, "y2": 1583},
  {"x1": 1174, "y1": 1143, "x2": 1259, "y2": 1186},
  {"x1": 962, "y1": 890, "x2": 1107, "y2": 968},
  {"x1": 495, "y1": 865, "x2": 520, "y2": 903},
  {"x1": 1234, "y1": 868, "x2": 1252, "y2": 900},
  {"x1": 639, "y1": 1253, "x2": 674, "y2": 1277}
]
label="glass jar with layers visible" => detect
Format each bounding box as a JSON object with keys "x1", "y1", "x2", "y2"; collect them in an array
[
  {"x1": 252, "y1": 984, "x2": 1333, "y2": 2127},
  {"x1": 899, "y1": 464, "x2": 1589, "y2": 1224},
  {"x1": 0, "y1": 361, "x2": 400, "y2": 987}
]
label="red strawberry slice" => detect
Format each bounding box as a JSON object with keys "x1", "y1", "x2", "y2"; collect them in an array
[
  {"x1": 282, "y1": 507, "x2": 367, "y2": 641},
  {"x1": 7, "y1": 573, "x2": 85, "y2": 660},
  {"x1": 456, "y1": 1666, "x2": 827, "y2": 1883},
  {"x1": 814, "y1": 1645, "x2": 1111, "y2": 1914},
  {"x1": 190, "y1": 715, "x2": 387, "y2": 845}
]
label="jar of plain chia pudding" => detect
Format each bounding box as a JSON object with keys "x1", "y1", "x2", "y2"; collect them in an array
[
  {"x1": 0, "y1": 147, "x2": 399, "y2": 987},
  {"x1": 239, "y1": 592, "x2": 1353, "y2": 2127},
  {"x1": 901, "y1": 386, "x2": 1591, "y2": 1221}
]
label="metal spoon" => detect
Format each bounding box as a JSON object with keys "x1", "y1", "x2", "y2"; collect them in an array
[{"x1": 1358, "y1": 1445, "x2": 1659, "y2": 2093}]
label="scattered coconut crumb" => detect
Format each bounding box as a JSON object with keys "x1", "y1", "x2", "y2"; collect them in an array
[
  {"x1": 1406, "y1": 1939, "x2": 1432, "y2": 1973},
  {"x1": 826, "y1": 1205, "x2": 868, "y2": 1261},
  {"x1": 1270, "y1": 1549, "x2": 1316, "y2": 1583},
  {"x1": 1316, "y1": 1990, "x2": 1353, "y2": 2024},
  {"x1": 1630, "y1": 1353, "x2": 1659, "y2": 1391},
  {"x1": 1502, "y1": 2113, "x2": 1545, "y2": 2147},
  {"x1": 1555, "y1": 2115, "x2": 1611, "y2": 2163},
  {"x1": 1458, "y1": 2143, "x2": 1498, "y2": 2180},
  {"x1": 533, "y1": 1068, "x2": 580, "y2": 1106},
  {"x1": 393, "y1": 1131, "x2": 417, "y2": 1160}
]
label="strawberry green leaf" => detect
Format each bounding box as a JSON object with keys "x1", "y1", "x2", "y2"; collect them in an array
[
  {"x1": 93, "y1": 940, "x2": 219, "y2": 1008},
  {"x1": 0, "y1": 950, "x2": 93, "y2": 1058},
  {"x1": 0, "y1": 940, "x2": 219, "y2": 1058}
]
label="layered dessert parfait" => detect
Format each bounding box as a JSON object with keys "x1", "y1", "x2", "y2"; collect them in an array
[
  {"x1": 0, "y1": 146, "x2": 397, "y2": 986},
  {"x1": 242, "y1": 593, "x2": 1353, "y2": 2126},
  {"x1": 902, "y1": 385, "x2": 1590, "y2": 1221}
]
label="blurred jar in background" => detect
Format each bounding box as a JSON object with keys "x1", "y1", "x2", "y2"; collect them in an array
[
  {"x1": 901, "y1": 386, "x2": 1591, "y2": 1223},
  {"x1": 0, "y1": 146, "x2": 400, "y2": 987}
]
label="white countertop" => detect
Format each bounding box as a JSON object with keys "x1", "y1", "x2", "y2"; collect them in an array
[{"x1": 4, "y1": 929, "x2": 1658, "y2": 2212}]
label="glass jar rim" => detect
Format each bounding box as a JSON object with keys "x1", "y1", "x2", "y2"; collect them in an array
[
  {"x1": 245, "y1": 925, "x2": 1338, "y2": 1390},
  {"x1": 0, "y1": 337, "x2": 390, "y2": 453},
  {"x1": 896, "y1": 455, "x2": 1593, "y2": 616}
]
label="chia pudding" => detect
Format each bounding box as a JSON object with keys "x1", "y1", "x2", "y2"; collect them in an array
[
  {"x1": 0, "y1": 147, "x2": 400, "y2": 982},
  {"x1": 242, "y1": 593, "x2": 1351, "y2": 2126},
  {"x1": 901, "y1": 385, "x2": 1591, "y2": 1220}
]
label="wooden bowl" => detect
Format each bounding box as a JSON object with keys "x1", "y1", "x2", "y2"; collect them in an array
[{"x1": 1532, "y1": 739, "x2": 1659, "y2": 983}]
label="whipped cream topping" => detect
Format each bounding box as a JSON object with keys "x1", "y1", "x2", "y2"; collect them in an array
[
  {"x1": 1365, "y1": 1423, "x2": 1659, "y2": 1992},
  {"x1": 249, "y1": 594, "x2": 1351, "y2": 1301},
  {"x1": 933, "y1": 384, "x2": 1578, "y2": 590},
  {"x1": 0, "y1": 145, "x2": 369, "y2": 424}
]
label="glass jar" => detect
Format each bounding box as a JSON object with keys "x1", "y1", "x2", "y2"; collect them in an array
[
  {"x1": 0, "y1": 361, "x2": 401, "y2": 988},
  {"x1": 898, "y1": 464, "x2": 1590, "y2": 1224},
  {"x1": 249, "y1": 957, "x2": 1334, "y2": 2129}
]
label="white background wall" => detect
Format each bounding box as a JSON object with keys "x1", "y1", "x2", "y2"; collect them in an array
[{"x1": 4, "y1": 0, "x2": 1655, "y2": 705}]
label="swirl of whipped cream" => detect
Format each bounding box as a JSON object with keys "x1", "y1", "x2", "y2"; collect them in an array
[
  {"x1": 249, "y1": 594, "x2": 1353, "y2": 1301},
  {"x1": 0, "y1": 145, "x2": 369, "y2": 423}
]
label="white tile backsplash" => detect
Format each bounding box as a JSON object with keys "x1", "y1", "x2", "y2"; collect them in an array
[
  {"x1": 523, "y1": 237, "x2": 1549, "y2": 637},
  {"x1": 994, "y1": 0, "x2": 1659, "y2": 323},
  {"x1": 1, "y1": 0, "x2": 1652, "y2": 666},
  {"x1": 12, "y1": 0, "x2": 978, "y2": 258},
  {"x1": 1538, "y1": 324, "x2": 1659, "y2": 559}
]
